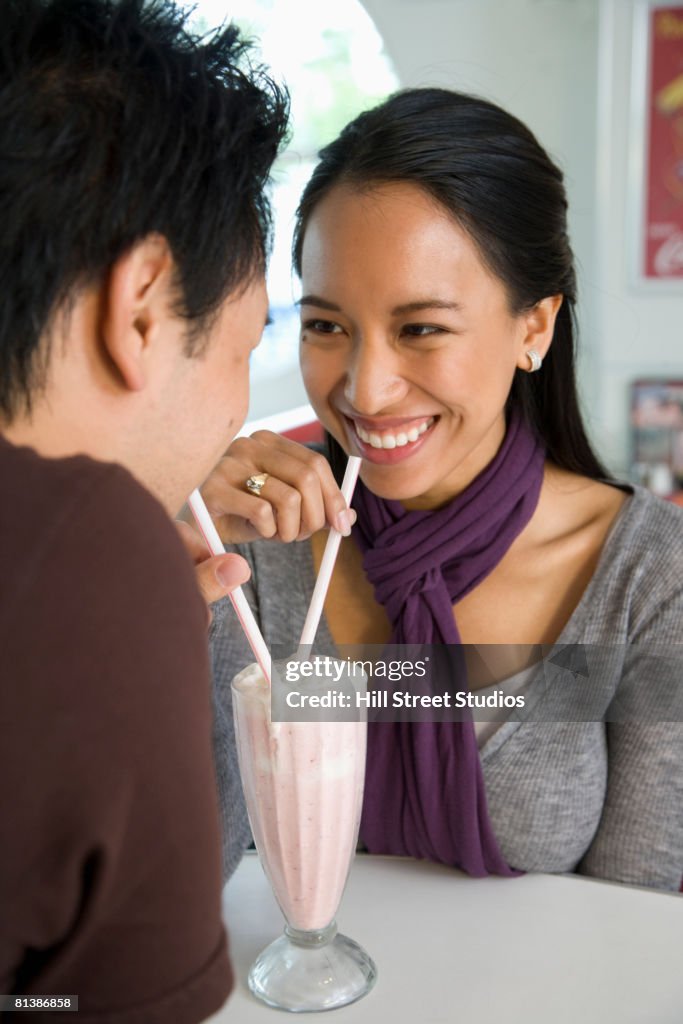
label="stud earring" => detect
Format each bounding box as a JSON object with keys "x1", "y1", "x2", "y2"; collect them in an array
[{"x1": 526, "y1": 349, "x2": 542, "y2": 373}]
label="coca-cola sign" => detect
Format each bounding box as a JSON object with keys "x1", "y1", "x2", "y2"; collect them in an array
[{"x1": 642, "y1": 5, "x2": 683, "y2": 280}]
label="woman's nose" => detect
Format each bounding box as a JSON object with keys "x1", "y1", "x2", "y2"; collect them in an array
[{"x1": 343, "y1": 341, "x2": 408, "y2": 414}]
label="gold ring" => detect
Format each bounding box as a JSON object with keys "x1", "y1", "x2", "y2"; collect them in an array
[{"x1": 245, "y1": 472, "x2": 269, "y2": 497}]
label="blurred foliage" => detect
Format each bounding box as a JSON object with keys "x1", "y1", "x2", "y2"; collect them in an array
[
  {"x1": 187, "y1": 4, "x2": 396, "y2": 160},
  {"x1": 287, "y1": 29, "x2": 393, "y2": 155}
]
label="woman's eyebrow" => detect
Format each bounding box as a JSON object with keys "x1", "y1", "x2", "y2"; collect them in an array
[
  {"x1": 391, "y1": 299, "x2": 464, "y2": 315},
  {"x1": 296, "y1": 296, "x2": 463, "y2": 314},
  {"x1": 296, "y1": 295, "x2": 341, "y2": 311}
]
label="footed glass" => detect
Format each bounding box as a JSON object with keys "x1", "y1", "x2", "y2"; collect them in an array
[{"x1": 231, "y1": 662, "x2": 376, "y2": 1012}]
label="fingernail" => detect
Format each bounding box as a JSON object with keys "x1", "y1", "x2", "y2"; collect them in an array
[
  {"x1": 216, "y1": 561, "x2": 237, "y2": 587},
  {"x1": 335, "y1": 510, "x2": 353, "y2": 536}
]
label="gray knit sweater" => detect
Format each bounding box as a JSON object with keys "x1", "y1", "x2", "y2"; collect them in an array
[{"x1": 209, "y1": 485, "x2": 683, "y2": 890}]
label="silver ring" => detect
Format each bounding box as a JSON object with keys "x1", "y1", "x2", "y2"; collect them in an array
[{"x1": 245, "y1": 472, "x2": 269, "y2": 497}]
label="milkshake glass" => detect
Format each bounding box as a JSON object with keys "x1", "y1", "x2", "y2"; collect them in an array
[{"x1": 231, "y1": 660, "x2": 376, "y2": 1012}]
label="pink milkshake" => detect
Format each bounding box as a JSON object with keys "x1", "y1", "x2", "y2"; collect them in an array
[{"x1": 232, "y1": 661, "x2": 367, "y2": 932}]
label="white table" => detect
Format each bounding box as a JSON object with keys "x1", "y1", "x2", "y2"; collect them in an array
[{"x1": 209, "y1": 852, "x2": 683, "y2": 1023}]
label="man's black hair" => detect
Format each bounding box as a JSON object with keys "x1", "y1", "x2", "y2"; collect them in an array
[{"x1": 0, "y1": 0, "x2": 289, "y2": 417}]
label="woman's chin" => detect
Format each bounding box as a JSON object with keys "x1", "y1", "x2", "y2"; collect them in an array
[{"x1": 358, "y1": 465, "x2": 434, "y2": 505}]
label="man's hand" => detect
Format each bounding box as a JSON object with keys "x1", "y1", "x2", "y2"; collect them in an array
[{"x1": 175, "y1": 520, "x2": 250, "y2": 616}]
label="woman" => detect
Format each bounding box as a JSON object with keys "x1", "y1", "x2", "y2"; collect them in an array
[{"x1": 206, "y1": 89, "x2": 683, "y2": 890}]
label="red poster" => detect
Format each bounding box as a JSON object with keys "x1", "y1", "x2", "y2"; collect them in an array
[{"x1": 643, "y1": 5, "x2": 683, "y2": 279}]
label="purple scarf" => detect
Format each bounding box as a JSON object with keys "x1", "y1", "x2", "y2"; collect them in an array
[{"x1": 353, "y1": 409, "x2": 545, "y2": 876}]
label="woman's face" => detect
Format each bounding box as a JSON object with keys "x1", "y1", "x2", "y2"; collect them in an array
[{"x1": 299, "y1": 182, "x2": 541, "y2": 509}]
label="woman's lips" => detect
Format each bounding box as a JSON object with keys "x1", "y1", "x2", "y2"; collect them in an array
[{"x1": 344, "y1": 415, "x2": 437, "y2": 464}]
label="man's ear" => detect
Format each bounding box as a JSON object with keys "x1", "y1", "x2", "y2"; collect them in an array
[
  {"x1": 516, "y1": 294, "x2": 563, "y2": 370},
  {"x1": 101, "y1": 234, "x2": 174, "y2": 392}
]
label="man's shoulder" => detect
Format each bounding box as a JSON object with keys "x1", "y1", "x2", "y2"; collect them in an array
[
  {"x1": 0, "y1": 433, "x2": 135, "y2": 506},
  {"x1": 0, "y1": 437, "x2": 172, "y2": 540},
  {"x1": 0, "y1": 439, "x2": 210, "y2": 756},
  {"x1": 0, "y1": 439, "x2": 194, "y2": 610},
  {"x1": 0, "y1": 441, "x2": 207, "y2": 718}
]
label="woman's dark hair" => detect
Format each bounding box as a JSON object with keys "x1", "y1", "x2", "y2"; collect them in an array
[
  {"x1": 292, "y1": 88, "x2": 610, "y2": 482},
  {"x1": 0, "y1": 0, "x2": 289, "y2": 418}
]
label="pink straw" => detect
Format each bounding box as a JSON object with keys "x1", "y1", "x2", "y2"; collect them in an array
[
  {"x1": 187, "y1": 489, "x2": 272, "y2": 685},
  {"x1": 298, "y1": 455, "x2": 362, "y2": 648}
]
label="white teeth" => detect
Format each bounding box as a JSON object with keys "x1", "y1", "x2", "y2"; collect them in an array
[{"x1": 355, "y1": 418, "x2": 434, "y2": 449}]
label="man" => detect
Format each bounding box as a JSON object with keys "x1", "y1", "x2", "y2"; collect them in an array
[{"x1": 0, "y1": 0, "x2": 288, "y2": 1019}]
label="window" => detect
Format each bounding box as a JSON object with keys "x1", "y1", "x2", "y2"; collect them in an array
[{"x1": 188, "y1": 1, "x2": 398, "y2": 422}]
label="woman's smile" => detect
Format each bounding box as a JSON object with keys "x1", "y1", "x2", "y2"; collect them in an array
[{"x1": 344, "y1": 413, "x2": 437, "y2": 463}]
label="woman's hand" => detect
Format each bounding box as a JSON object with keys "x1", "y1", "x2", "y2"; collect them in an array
[{"x1": 200, "y1": 431, "x2": 356, "y2": 544}]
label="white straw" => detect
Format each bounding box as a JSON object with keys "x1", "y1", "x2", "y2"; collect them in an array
[
  {"x1": 298, "y1": 455, "x2": 362, "y2": 649},
  {"x1": 187, "y1": 489, "x2": 272, "y2": 685}
]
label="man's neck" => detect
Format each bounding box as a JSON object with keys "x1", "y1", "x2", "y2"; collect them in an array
[
  {"x1": 4, "y1": 396, "x2": 186, "y2": 518},
  {"x1": 3, "y1": 399, "x2": 116, "y2": 464}
]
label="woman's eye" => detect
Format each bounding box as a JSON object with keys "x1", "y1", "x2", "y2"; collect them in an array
[
  {"x1": 402, "y1": 324, "x2": 446, "y2": 338},
  {"x1": 301, "y1": 319, "x2": 343, "y2": 335}
]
